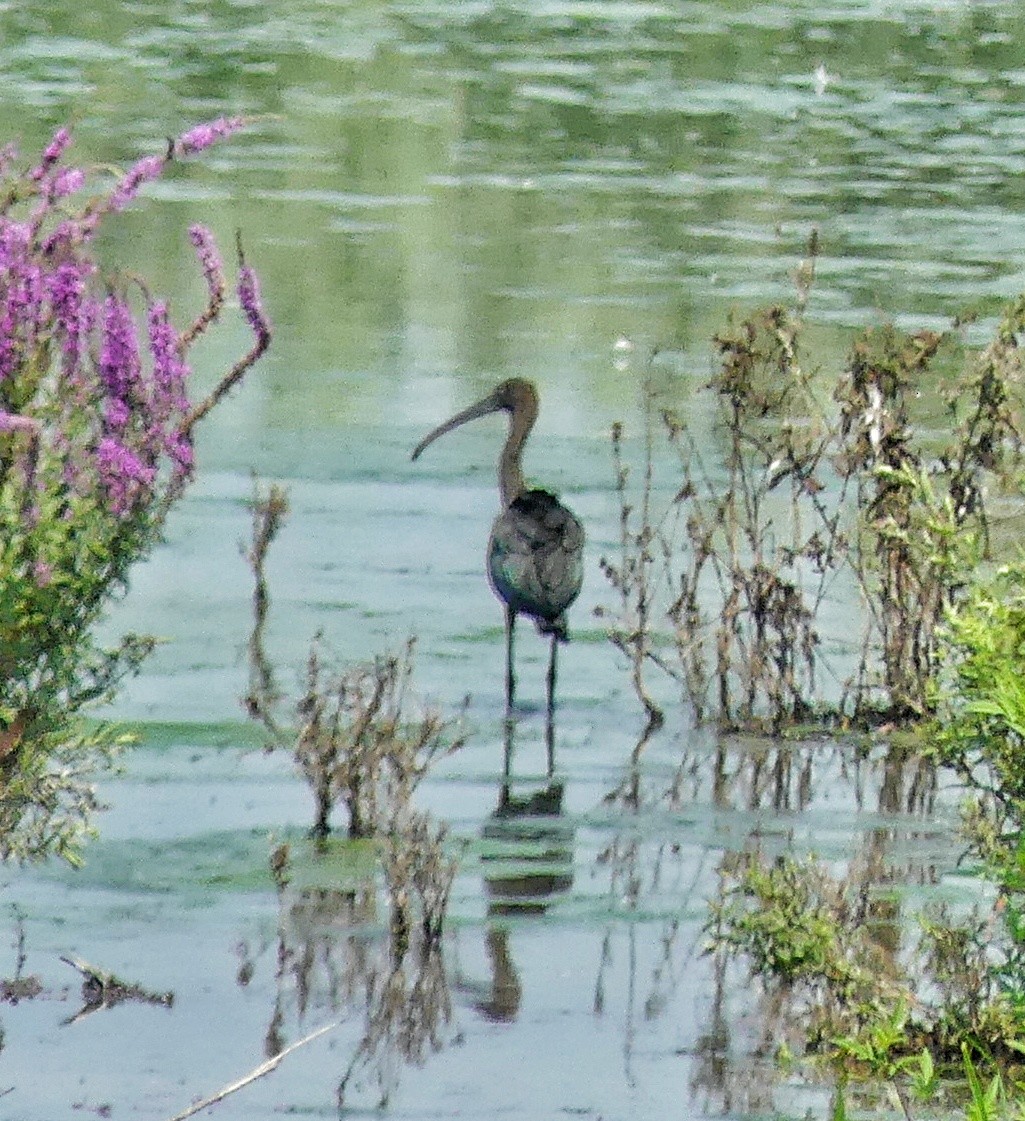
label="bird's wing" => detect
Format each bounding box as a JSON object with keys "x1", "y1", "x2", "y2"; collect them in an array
[{"x1": 489, "y1": 491, "x2": 584, "y2": 622}]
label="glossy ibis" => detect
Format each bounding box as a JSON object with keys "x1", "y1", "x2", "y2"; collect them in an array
[{"x1": 411, "y1": 378, "x2": 584, "y2": 718}]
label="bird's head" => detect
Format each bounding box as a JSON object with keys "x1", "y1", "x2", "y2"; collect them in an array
[
  {"x1": 411, "y1": 378, "x2": 539, "y2": 461},
  {"x1": 491, "y1": 378, "x2": 538, "y2": 415}
]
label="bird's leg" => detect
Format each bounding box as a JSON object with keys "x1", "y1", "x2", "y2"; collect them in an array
[
  {"x1": 545, "y1": 702, "x2": 555, "y2": 778},
  {"x1": 546, "y1": 634, "x2": 558, "y2": 775},
  {"x1": 504, "y1": 607, "x2": 517, "y2": 713},
  {"x1": 500, "y1": 716, "x2": 514, "y2": 802},
  {"x1": 546, "y1": 634, "x2": 558, "y2": 712}
]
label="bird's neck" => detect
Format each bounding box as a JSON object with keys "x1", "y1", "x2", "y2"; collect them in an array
[
  {"x1": 499, "y1": 442, "x2": 524, "y2": 506},
  {"x1": 498, "y1": 403, "x2": 536, "y2": 506}
]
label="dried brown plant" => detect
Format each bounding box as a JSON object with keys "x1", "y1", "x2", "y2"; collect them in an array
[
  {"x1": 601, "y1": 231, "x2": 1025, "y2": 731},
  {"x1": 242, "y1": 481, "x2": 467, "y2": 840}
]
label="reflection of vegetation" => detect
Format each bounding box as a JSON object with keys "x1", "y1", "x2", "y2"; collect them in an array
[
  {"x1": 602, "y1": 235, "x2": 1025, "y2": 731},
  {"x1": 707, "y1": 604, "x2": 1025, "y2": 1117},
  {"x1": 710, "y1": 845, "x2": 1025, "y2": 1116},
  {"x1": 711, "y1": 852, "x2": 908, "y2": 1047},
  {"x1": 587, "y1": 723, "x2": 1014, "y2": 1115},
  {"x1": 0, "y1": 123, "x2": 269, "y2": 860},
  {"x1": 236, "y1": 482, "x2": 463, "y2": 1105},
  {"x1": 336, "y1": 937, "x2": 451, "y2": 1108},
  {"x1": 383, "y1": 808, "x2": 458, "y2": 956},
  {"x1": 244, "y1": 483, "x2": 466, "y2": 841},
  {"x1": 592, "y1": 751, "x2": 713, "y2": 1091},
  {"x1": 258, "y1": 842, "x2": 455, "y2": 1110}
]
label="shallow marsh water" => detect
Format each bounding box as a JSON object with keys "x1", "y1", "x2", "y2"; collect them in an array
[{"x1": 0, "y1": 1, "x2": 1019, "y2": 1117}]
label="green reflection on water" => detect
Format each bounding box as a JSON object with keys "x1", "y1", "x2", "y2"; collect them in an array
[{"x1": 5, "y1": 0, "x2": 1025, "y2": 443}]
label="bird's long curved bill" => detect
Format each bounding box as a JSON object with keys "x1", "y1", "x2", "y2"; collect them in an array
[{"x1": 410, "y1": 390, "x2": 503, "y2": 460}]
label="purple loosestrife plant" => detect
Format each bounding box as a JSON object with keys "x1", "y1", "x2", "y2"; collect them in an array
[
  {"x1": 0, "y1": 120, "x2": 270, "y2": 861},
  {"x1": 176, "y1": 117, "x2": 246, "y2": 155}
]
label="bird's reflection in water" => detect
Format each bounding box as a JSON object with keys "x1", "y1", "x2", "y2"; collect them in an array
[
  {"x1": 488, "y1": 715, "x2": 574, "y2": 915},
  {"x1": 463, "y1": 716, "x2": 575, "y2": 1022},
  {"x1": 470, "y1": 926, "x2": 522, "y2": 1023}
]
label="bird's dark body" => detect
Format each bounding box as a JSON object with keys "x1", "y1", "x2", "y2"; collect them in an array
[{"x1": 487, "y1": 489, "x2": 584, "y2": 641}]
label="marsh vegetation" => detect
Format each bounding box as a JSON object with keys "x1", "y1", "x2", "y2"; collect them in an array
[
  {"x1": 602, "y1": 234, "x2": 1025, "y2": 735},
  {"x1": 5, "y1": 3, "x2": 1025, "y2": 1119}
]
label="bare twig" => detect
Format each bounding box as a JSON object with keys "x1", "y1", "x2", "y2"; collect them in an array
[
  {"x1": 60, "y1": 953, "x2": 173, "y2": 1023},
  {"x1": 163, "y1": 1020, "x2": 340, "y2": 1121}
]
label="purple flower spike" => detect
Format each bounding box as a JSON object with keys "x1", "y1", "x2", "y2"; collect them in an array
[
  {"x1": 175, "y1": 116, "x2": 246, "y2": 157},
  {"x1": 237, "y1": 262, "x2": 270, "y2": 346},
  {"x1": 168, "y1": 434, "x2": 194, "y2": 480},
  {"x1": 42, "y1": 127, "x2": 72, "y2": 164},
  {"x1": 188, "y1": 225, "x2": 224, "y2": 295},
  {"x1": 0, "y1": 412, "x2": 41, "y2": 435},
  {"x1": 104, "y1": 398, "x2": 130, "y2": 430},
  {"x1": 99, "y1": 295, "x2": 141, "y2": 406},
  {"x1": 33, "y1": 559, "x2": 53, "y2": 588},
  {"x1": 40, "y1": 219, "x2": 76, "y2": 256},
  {"x1": 96, "y1": 436, "x2": 156, "y2": 517},
  {"x1": 0, "y1": 229, "x2": 46, "y2": 382},
  {"x1": 48, "y1": 167, "x2": 86, "y2": 200},
  {"x1": 147, "y1": 300, "x2": 190, "y2": 413},
  {"x1": 48, "y1": 259, "x2": 94, "y2": 375},
  {"x1": 108, "y1": 154, "x2": 165, "y2": 213},
  {"x1": 30, "y1": 127, "x2": 72, "y2": 180}
]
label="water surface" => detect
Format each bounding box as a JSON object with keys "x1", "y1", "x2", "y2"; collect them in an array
[{"x1": 0, "y1": 2, "x2": 1014, "y2": 1117}]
